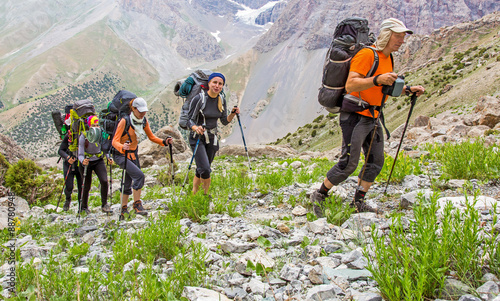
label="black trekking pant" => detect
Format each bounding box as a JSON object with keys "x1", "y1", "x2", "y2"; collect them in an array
[
  {"x1": 63, "y1": 161, "x2": 82, "y2": 202},
  {"x1": 189, "y1": 133, "x2": 219, "y2": 179},
  {"x1": 79, "y1": 158, "x2": 108, "y2": 209},
  {"x1": 326, "y1": 112, "x2": 385, "y2": 185}
]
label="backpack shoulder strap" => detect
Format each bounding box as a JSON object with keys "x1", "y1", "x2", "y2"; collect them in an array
[
  {"x1": 365, "y1": 46, "x2": 379, "y2": 78},
  {"x1": 121, "y1": 115, "x2": 133, "y2": 142}
]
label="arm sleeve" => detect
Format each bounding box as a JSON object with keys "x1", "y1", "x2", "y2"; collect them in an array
[
  {"x1": 219, "y1": 97, "x2": 229, "y2": 126},
  {"x1": 186, "y1": 94, "x2": 202, "y2": 129},
  {"x1": 144, "y1": 120, "x2": 164, "y2": 146},
  {"x1": 112, "y1": 119, "x2": 126, "y2": 153},
  {"x1": 58, "y1": 135, "x2": 70, "y2": 160},
  {"x1": 78, "y1": 135, "x2": 85, "y2": 163}
]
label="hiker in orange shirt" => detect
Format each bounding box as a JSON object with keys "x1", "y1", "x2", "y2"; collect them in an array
[
  {"x1": 311, "y1": 18, "x2": 425, "y2": 215},
  {"x1": 112, "y1": 98, "x2": 173, "y2": 220}
]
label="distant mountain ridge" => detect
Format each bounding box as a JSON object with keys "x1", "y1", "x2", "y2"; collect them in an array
[{"x1": 1, "y1": 0, "x2": 499, "y2": 156}]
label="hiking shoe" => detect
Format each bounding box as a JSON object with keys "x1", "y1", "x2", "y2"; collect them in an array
[
  {"x1": 310, "y1": 190, "x2": 326, "y2": 218},
  {"x1": 101, "y1": 204, "x2": 112, "y2": 214},
  {"x1": 133, "y1": 200, "x2": 148, "y2": 216},
  {"x1": 79, "y1": 208, "x2": 91, "y2": 215},
  {"x1": 350, "y1": 201, "x2": 383, "y2": 214},
  {"x1": 119, "y1": 206, "x2": 129, "y2": 221},
  {"x1": 63, "y1": 200, "x2": 71, "y2": 211}
]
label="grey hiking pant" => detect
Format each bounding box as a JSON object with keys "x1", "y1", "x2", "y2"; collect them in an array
[
  {"x1": 326, "y1": 112, "x2": 385, "y2": 184},
  {"x1": 113, "y1": 151, "x2": 144, "y2": 195}
]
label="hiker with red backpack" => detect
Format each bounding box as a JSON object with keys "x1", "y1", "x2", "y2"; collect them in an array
[
  {"x1": 112, "y1": 97, "x2": 173, "y2": 220},
  {"x1": 311, "y1": 18, "x2": 425, "y2": 216},
  {"x1": 187, "y1": 72, "x2": 240, "y2": 194},
  {"x1": 78, "y1": 115, "x2": 113, "y2": 215}
]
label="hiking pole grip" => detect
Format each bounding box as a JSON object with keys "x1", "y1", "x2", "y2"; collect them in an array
[{"x1": 383, "y1": 93, "x2": 419, "y2": 194}]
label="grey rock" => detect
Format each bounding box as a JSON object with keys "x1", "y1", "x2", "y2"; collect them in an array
[
  {"x1": 74, "y1": 225, "x2": 98, "y2": 236},
  {"x1": 82, "y1": 232, "x2": 95, "y2": 246},
  {"x1": 347, "y1": 256, "x2": 368, "y2": 270},
  {"x1": 323, "y1": 267, "x2": 372, "y2": 281},
  {"x1": 441, "y1": 278, "x2": 474, "y2": 299},
  {"x1": 182, "y1": 286, "x2": 231, "y2": 301},
  {"x1": 225, "y1": 287, "x2": 246, "y2": 299},
  {"x1": 307, "y1": 218, "x2": 329, "y2": 234},
  {"x1": 476, "y1": 281, "x2": 499, "y2": 300},
  {"x1": 244, "y1": 278, "x2": 267, "y2": 295},
  {"x1": 482, "y1": 273, "x2": 500, "y2": 282},
  {"x1": 341, "y1": 213, "x2": 379, "y2": 231},
  {"x1": 458, "y1": 294, "x2": 482, "y2": 301},
  {"x1": 123, "y1": 259, "x2": 146, "y2": 274},
  {"x1": 311, "y1": 257, "x2": 341, "y2": 269},
  {"x1": 308, "y1": 265, "x2": 324, "y2": 285},
  {"x1": 352, "y1": 292, "x2": 383, "y2": 301},
  {"x1": 400, "y1": 189, "x2": 434, "y2": 209},
  {"x1": 306, "y1": 284, "x2": 341, "y2": 300},
  {"x1": 342, "y1": 249, "x2": 363, "y2": 264},
  {"x1": 268, "y1": 278, "x2": 287, "y2": 287},
  {"x1": 220, "y1": 241, "x2": 257, "y2": 254},
  {"x1": 279, "y1": 264, "x2": 301, "y2": 282}
]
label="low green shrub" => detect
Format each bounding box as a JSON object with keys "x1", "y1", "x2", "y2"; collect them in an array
[
  {"x1": 4, "y1": 159, "x2": 59, "y2": 205},
  {"x1": 426, "y1": 139, "x2": 500, "y2": 180}
]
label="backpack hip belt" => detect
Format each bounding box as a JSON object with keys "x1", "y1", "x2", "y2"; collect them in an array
[{"x1": 85, "y1": 151, "x2": 104, "y2": 158}]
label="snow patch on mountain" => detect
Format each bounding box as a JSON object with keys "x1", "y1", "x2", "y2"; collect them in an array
[{"x1": 234, "y1": 0, "x2": 285, "y2": 26}]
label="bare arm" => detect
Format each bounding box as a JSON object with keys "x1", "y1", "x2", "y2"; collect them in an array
[{"x1": 345, "y1": 71, "x2": 398, "y2": 94}]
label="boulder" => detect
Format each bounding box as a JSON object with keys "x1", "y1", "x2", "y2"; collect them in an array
[
  {"x1": 475, "y1": 96, "x2": 500, "y2": 128},
  {"x1": 138, "y1": 126, "x2": 190, "y2": 167},
  {"x1": 219, "y1": 144, "x2": 298, "y2": 158}
]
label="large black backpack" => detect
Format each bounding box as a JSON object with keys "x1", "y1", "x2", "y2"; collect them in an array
[
  {"x1": 99, "y1": 90, "x2": 146, "y2": 153},
  {"x1": 318, "y1": 17, "x2": 378, "y2": 113},
  {"x1": 174, "y1": 69, "x2": 213, "y2": 130}
]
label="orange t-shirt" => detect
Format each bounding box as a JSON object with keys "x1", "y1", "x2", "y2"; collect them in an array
[
  {"x1": 349, "y1": 48, "x2": 393, "y2": 118},
  {"x1": 112, "y1": 118, "x2": 164, "y2": 160}
]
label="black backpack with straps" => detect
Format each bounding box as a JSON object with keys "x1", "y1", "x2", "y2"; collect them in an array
[
  {"x1": 99, "y1": 90, "x2": 146, "y2": 153},
  {"x1": 318, "y1": 17, "x2": 379, "y2": 113}
]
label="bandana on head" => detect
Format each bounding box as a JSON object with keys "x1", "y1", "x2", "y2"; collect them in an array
[
  {"x1": 87, "y1": 115, "x2": 99, "y2": 127},
  {"x1": 208, "y1": 72, "x2": 225, "y2": 84}
]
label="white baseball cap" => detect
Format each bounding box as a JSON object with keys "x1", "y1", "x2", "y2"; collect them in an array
[
  {"x1": 132, "y1": 97, "x2": 148, "y2": 112},
  {"x1": 380, "y1": 18, "x2": 413, "y2": 34}
]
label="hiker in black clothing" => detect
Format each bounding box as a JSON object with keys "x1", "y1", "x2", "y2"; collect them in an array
[
  {"x1": 187, "y1": 72, "x2": 240, "y2": 194},
  {"x1": 78, "y1": 115, "x2": 113, "y2": 214},
  {"x1": 58, "y1": 134, "x2": 83, "y2": 211}
]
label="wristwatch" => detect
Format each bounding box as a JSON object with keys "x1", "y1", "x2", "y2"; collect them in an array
[{"x1": 405, "y1": 85, "x2": 412, "y2": 96}]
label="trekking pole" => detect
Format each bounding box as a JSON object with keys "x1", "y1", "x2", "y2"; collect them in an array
[
  {"x1": 56, "y1": 159, "x2": 74, "y2": 211},
  {"x1": 168, "y1": 139, "x2": 175, "y2": 197},
  {"x1": 234, "y1": 106, "x2": 254, "y2": 183},
  {"x1": 180, "y1": 135, "x2": 201, "y2": 194},
  {"x1": 108, "y1": 159, "x2": 113, "y2": 205},
  {"x1": 383, "y1": 92, "x2": 418, "y2": 194},
  {"x1": 355, "y1": 93, "x2": 388, "y2": 204},
  {"x1": 120, "y1": 142, "x2": 130, "y2": 212},
  {"x1": 79, "y1": 163, "x2": 88, "y2": 217}
]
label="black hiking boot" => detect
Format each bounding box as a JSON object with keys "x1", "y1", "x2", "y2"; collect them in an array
[
  {"x1": 119, "y1": 206, "x2": 129, "y2": 221},
  {"x1": 133, "y1": 200, "x2": 148, "y2": 217},
  {"x1": 63, "y1": 199, "x2": 71, "y2": 212},
  {"x1": 79, "y1": 207, "x2": 91, "y2": 215},
  {"x1": 101, "y1": 203, "x2": 112, "y2": 214},
  {"x1": 310, "y1": 190, "x2": 326, "y2": 218},
  {"x1": 350, "y1": 200, "x2": 383, "y2": 214}
]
